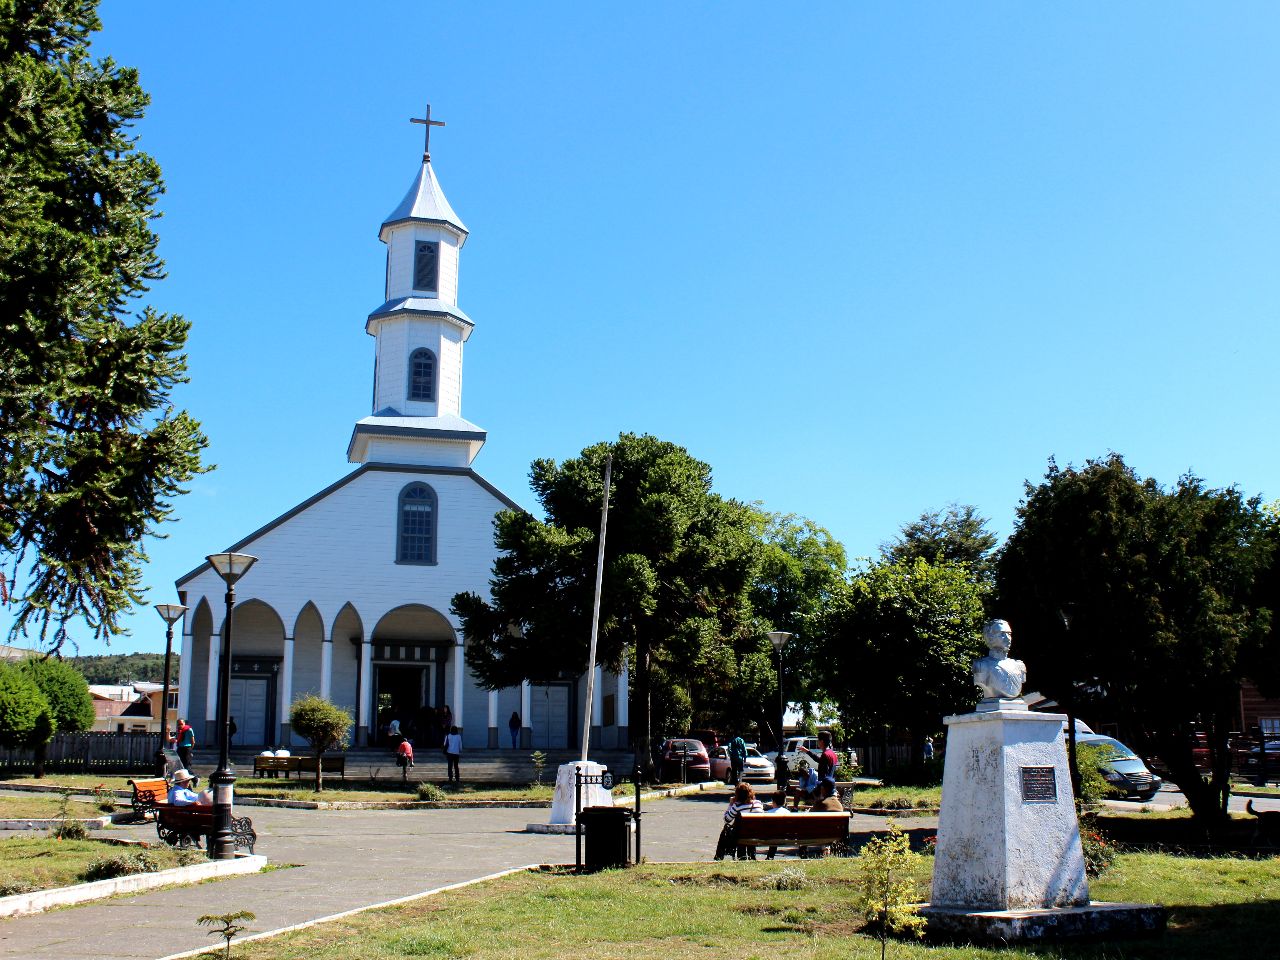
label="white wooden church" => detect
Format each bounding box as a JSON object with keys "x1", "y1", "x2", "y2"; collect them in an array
[{"x1": 173, "y1": 118, "x2": 628, "y2": 753}]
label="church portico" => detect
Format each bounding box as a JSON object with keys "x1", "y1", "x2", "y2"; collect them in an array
[{"x1": 174, "y1": 110, "x2": 626, "y2": 761}]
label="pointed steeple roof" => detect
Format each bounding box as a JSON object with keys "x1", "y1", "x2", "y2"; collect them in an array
[{"x1": 380, "y1": 161, "x2": 468, "y2": 241}]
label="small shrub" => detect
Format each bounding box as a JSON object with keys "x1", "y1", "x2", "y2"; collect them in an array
[
  {"x1": 175, "y1": 849, "x2": 205, "y2": 867},
  {"x1": 755, "y1": 865, "x2": 810, "y2": 890},
  {"x1": 80, "y1": 851, "x2": 160, "y2": 882},
  {"x1": 198, "y1": 910, "x2": 256, "y2": 960},
  {"x1": 416, "y1": 782, "x2": 447, "y2": 802},
  {"x1": 531, "y1": 750, "x2": 548, "y2": 787},
  {"x1": 0, "y1": 880, "x2": 37, "y2": 896},
  {"x1": 835, "y1": 756, "x2": 862, "y2": 781},
  {"x1": 1075, "y1": 742, "x2": 1124, "y2": 807},
  {"x1": 1078, "y1": 815, "x2": 1116, "y2": 877},
  {"x1": 93, "y1": 783, "x2": 115, "y2": 813},
  {"x1": 857, "y1": 820, "x2": 926, "y2": 960},
  {"x1": 50, "y1": 818, "x2": 89, "y2": 840}
]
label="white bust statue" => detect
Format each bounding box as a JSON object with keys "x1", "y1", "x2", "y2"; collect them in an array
[{"x1": 973, "y1": 618, "x2": 1027, "y2": 702}]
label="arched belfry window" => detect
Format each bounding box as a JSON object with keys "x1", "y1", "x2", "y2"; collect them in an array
[
  {"x1": 397, "y1": 482, "x2": 438, "y2": 565},
  {"x1": 408, "y1": 348, "x2": 436, "y2": 402}
]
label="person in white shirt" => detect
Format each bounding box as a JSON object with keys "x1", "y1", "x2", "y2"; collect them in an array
[
  {"x1": 715, "y1": 782, "x2": 764, "y2": 860},
  {"x1": 443, "y1": 725, "x2": 463, "y2": 783}
]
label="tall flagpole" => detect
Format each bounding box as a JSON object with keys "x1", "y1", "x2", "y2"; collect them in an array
[{"x1": 580, "y1": 455, "x2": 612, "y2": 762}]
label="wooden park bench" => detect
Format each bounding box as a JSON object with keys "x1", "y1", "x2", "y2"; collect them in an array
[
  {"x1": 730, "y1": 811, "x2": 851, "y2": 859},
  {"x1": 252, "y1": 755, "x2": 346, "y2": 780},
  {"x1": 155, "y1": 805, "x2": 257, "y2": 855},
  {"x1": 783, "y1": 779, "x2": 857, "y2": 809},
  {"x1": 127, "y1": 777, "x2": 170, "y2": 819}
]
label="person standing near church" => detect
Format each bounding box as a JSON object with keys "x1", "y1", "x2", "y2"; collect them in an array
[
  {"x1": 444, "y1": 725, "x2": 462, "y2": 783},
  {"x1": 174, "y1": 719, "x2": 195, "y2": 770},
  {"x1": 508, "y1": 711, "x2": 521, "y2": 749}
]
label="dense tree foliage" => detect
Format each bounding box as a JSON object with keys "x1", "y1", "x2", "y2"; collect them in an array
[
  {"x1": 0, "y1": 660, "x2": 53, "y2": 750},
  {"x1": 822, "y1": 557, "x2": 987, "y2": 763},
  {"x1": 454, "y1": 434, "x2": 762, "y2": 775},
  {"x1": 19, "y1": 655, "x2": 94, "y2": 776},
  {"x1": 882, "y1": 503, "x2": 998, "y2": 586},
  {"x1": 67, "y1": 652, "x2": 178, "y2": 685},
  {"x1": 997, "y1": 455, "x2": 1279, "y2": 828},
  {"x1": 0, "y1": 0, "x2": 207, "y2": 650},
  {"x1": 750, "y1": 513, "x2": 848, "y2": 739}
]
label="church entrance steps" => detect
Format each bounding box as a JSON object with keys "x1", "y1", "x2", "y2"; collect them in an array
[{"x1": 190, "y1": 749, "x2": 638, "y2": 783}]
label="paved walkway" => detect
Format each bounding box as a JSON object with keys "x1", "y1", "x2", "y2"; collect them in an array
[{"x1": 5, "y1": 786, "x2": 845, "y2": 960}]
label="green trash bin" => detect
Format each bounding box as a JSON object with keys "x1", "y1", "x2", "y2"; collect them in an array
[{"x1": 579, "y1": 805, "x2": 633, "y2": 871}]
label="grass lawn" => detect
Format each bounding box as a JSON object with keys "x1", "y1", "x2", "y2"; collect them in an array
[
  {"x1": 0, "y1": 794, "x2": 109, "y2": 819},
  {"x1": 849, "y1": 784, "x2": 942, "y2": 809},
  {"x1": 192, "y1": 851, "x2": 1280, "y2": 960},
  {"x1": 0, "y1": 836, "x2": 200, "y2": 895}
]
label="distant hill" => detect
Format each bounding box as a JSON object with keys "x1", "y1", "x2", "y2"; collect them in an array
[{"x1": 67, "y1": 653, "x2": 180, "y2": 685}]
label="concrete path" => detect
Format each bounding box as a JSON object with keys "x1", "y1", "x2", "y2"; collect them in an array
[{"x1": 0, "y1": 785, "x2": 930, "y2": 960}]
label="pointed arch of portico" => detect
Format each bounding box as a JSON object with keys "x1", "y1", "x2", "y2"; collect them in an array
[
  {"x1": 280, "y1": 601, "x2": 326, "y2": 745},
  {"x1": 211, "y1": 598, "x2": 286, "y2": 748},
  {"x1": 325, "y1": 602, "x2": 364, "y2": 740},
  {"x1": 185, "y1": 597, "x2": 214, "y2": 733}
]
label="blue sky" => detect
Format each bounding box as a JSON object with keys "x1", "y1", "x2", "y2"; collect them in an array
[{"x1": 12, "y1": 3, "x2": 1279, "y2": 655}]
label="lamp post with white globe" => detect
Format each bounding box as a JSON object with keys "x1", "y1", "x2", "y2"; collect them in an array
[
  {"x1": 205, "y1": 552, "x2": 257, "y2": 859},
  {"x1": 767, "y1": 631, "x2": 793, "y2": 756}
]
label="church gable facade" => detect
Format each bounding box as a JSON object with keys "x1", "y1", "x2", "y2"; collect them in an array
[{"x1": 174, "y1": 120, "x2": 628, "y2": 754}]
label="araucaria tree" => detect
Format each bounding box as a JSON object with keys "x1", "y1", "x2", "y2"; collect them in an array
[
  {"x1": 454, "y1": 433, "x2": 761, "y2": 777},
  {"x1": 997, "y1": 454, "x2": 1279, "y2": 829},
  {"x1": 0, "y1": 1, "x2": 207, "y2": 650}
]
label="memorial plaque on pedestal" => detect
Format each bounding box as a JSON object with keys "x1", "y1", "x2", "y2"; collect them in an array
[{"x1": 1021, "y1": 765, "x2": 1057, "y2": 802}]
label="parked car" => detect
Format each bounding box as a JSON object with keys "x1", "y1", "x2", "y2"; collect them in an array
[
  {"x1": 709, "y1": 744, "x2": 776, "y2": 784},
  {"x1": 658, "y1": 738, "x2": 711, "y2": 782},
  {"x1": 1078, "y1": 734, "x2": 1163, "y2": 801},
  {"x1": 1241, "y1": 740, "x2": 1280, "y2": 779}
]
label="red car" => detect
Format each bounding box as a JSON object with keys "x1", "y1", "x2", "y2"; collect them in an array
[{"x1": 659, "y1": 738, "x2": 710, "y2": 782}]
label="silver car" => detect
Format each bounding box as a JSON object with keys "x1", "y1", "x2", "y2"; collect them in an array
[
  {"x1": 709, "y1": 744, "x2": 776, "y2": 784},
  {"x1": 1078, "y1": 734, "x2": 1163, "y2": 802}
]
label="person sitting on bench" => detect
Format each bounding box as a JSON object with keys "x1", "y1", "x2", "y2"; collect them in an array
[
  {"x1": 167, "y1": 769, "x2": 211, "y2": 807},
  {"x1": 808, "y1": 779, "x2": 843, "y2": 812}
]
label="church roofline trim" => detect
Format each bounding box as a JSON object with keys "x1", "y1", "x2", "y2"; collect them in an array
[
  {"x1": 378, "y1": 216, "x2": 469, "y2": 242},
  {"x1": 174, "y1": 463, "x2": 523, "y2": 588}
]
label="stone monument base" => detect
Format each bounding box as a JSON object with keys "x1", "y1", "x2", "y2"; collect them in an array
[
  {"x1": 525, "y1": 760, "x2": 612, "y2": 833},
  {"x1": 920, "y1": 901, "x2": 1165, "y2": 943}
]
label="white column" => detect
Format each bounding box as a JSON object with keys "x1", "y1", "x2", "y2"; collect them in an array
[
  {"x1": 451, "y1": 639, "x2": 465, "y2": 735},
  {"x1": 177, "y1": 627, "x2": 194, "y2": 722},
  {"x1": 487, "y1": 689, "x2": 498, "y2": 748},
  {"x1": 520, "y1": 679, "x2": 532, "y2": 748},
  {"x1": 591, "y1": 664, "x2": 604, "y2": 727},
  {"x1": 279, "y1": 635, "x2": 295, "y2": 742},
  {"x1": 320, "y1": 638, "x2": 333, "y2": 700},
  {"x1": 357, "y1": 639, "x2": 373, "y2": 734},
  {"x1": 617, "y1": 654, "x2": 629, "y2": 728}
]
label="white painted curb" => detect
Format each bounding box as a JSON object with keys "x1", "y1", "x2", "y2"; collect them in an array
[
  {"x1": 0, "y1": 854, "x2": 267, "y2": 918},
  {"x1": 154, "y1": 864, "x2": 539, "y2": 960},
  {"x1": 0, "y1": 817, "x2": 111, "y2": 830}
]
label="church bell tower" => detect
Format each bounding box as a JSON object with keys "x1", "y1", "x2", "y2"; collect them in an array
[{"x1": 347, "y1": 106, "x2": 487, "y2": 468}]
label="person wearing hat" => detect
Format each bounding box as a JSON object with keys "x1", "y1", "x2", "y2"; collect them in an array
[{"x1": 167, "y1": 769, "x2": 211, "y2": 807}]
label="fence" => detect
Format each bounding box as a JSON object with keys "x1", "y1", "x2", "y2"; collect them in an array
[
  {"x1": 850, "y1": 741, "x2": 913, "y2": 777},
  {"x1": 0, "y1": 731, "x2": 162, "y2": 773}
]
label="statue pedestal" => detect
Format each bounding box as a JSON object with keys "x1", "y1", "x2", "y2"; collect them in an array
[
  {"x1": 923, "y1": 707, "x2": 1163, "y2": 941},
  {"x1": 526, "y1": 761, "x2": 612, "y2": 835}
]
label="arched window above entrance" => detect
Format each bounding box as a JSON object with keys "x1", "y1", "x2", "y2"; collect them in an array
[{"x1": 397, "y1": 482, "x2": 438, "y2": 565}]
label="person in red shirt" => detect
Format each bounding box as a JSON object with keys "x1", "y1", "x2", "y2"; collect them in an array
[{"x1": 396, "y1": 739, "x2": 415, "y2": 780}]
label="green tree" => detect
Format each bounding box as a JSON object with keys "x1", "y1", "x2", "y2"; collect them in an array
[
  {"x1": 0, "y1": 660, "x2": 53, "y2": 752},
  {"x1": 454, "y1": 433, "x2": 761, "y2": 777},
  {"x1": 750, "y1": 512, "x2": 848, "y2": 742},
  {"x1": 289, "y1": 695, "x2": 351, "y2": 792},
  {"x1": 823, "y1": 557, "x2": 987, "y2": 764},
  {"x1": 19, "y1": 655, "x2": 94, "y2": 777},
  {"x1": 0, "y1": 0, "x2": 208, "y2": 652},
  {"x1": 882, "y1": 503, "x2": 998, "y2": 585},
  {"x1": 856, "y1": 820, "x2": 926, "y2": 960},
  {"x1": 996, "y1": 455, "x2": 1278, "y2": 828}
]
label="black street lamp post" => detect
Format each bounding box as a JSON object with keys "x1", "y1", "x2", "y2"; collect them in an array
[
  {"x1": 153, "y1": 603, "x2": 188, "y2": 776},
  {"x1": 768, "y1": 631, "x2": 792, "y2": 756},
  {"x1": 206, "y1": 552, "x2": 257, "y2": 860}
]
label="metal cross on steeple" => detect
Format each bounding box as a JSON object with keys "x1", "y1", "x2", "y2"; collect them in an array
[{"x1": 410, "y1": 104, "x2": 446, "y2": 162}]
